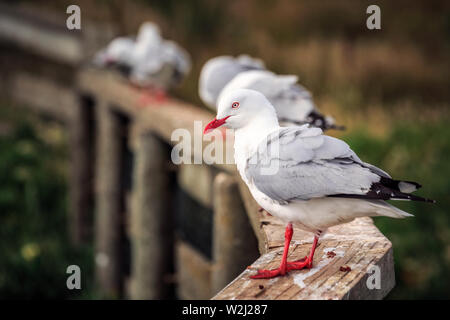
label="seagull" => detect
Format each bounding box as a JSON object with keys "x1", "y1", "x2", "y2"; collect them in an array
[
  {"x1": 130, "y1": 22, "x2": 191, "y2": 90},
  {"x1": 199, "y1": 55, "x2": 266, "y2": 109},
  {"x1": 92, "y1": 22, "x2": 191, "y2": 103},
  {"x1": 200, "y1": 56, "x2": 343, "y2": 130},
  {"x1": 204, "y1": 89, "x2": 434, "y2": 279},
  {"x1": 219, "y1": 70, "x2": 344, "y2": 130}
]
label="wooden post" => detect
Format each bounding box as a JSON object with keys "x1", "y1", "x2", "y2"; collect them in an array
[
  {"x1": 94, "y1": 103, "x2": 125, "y2": 298},
  {"x1": 68, "y1": 95, "x2": 95, "y2": 245},
  {"x1": 213, "y1": 217, "x2": 396, "y2": 300},
  {"x1": 236, "y1": 179, "x2": 269, "y2": 254},
  {"x1": 129, "y1": 131, "x2": 173, "y2": 299},
  {"x1": 212, "y1": 173, "x2": 259, "y2": 295}
]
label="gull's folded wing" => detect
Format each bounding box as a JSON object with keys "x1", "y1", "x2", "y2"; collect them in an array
[{"x1": 245, "y1": 126, "x2": 433, "y2": 203}]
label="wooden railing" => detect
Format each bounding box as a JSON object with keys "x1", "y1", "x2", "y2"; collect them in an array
[{"x1": 0, "y1": 4, "x2": 395, "y2": 300}]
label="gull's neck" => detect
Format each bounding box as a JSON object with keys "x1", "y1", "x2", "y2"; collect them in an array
[{"x1": 234, "y1": 115, "x2": 280, "y2": 160}]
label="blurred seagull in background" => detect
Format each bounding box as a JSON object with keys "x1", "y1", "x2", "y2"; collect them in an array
[
  {"x1": 93, "y1": 22, "x2": 191, "y2": 103},
  {"x1": 220, "y1": 70, "x2": 344, "y2": 130},
  {"x1": 199, "y1": 56, "x2": 344, "y2": 130},
  {"x1": 130, "y1": 22, "x2": 191, "y2": 90},
  {"x1": 204, "y1": 89, "x2": 434, "y2": 279},
  {"x1": 199, "y1": 55, "x2": 266, "y2": 109}
]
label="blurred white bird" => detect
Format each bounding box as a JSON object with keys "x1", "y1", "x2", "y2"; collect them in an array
[
  {"x1": 130, "y1": 22, "x2": 191, "y2": 90},
  {"x1": 93, "y1": 22, "x2": 191, "y2": 100},
  {"x1": 204, "y1": 89, "x2": 434, "y2": 279},
  {"x1": 199, "y1": 55, "x2": 344, "y2": 130},
  {"x1": 220, "y1": 70, "x2": 344, "y2": 130},
  {"x1": 199, "y1": 55, "x2": 266, "y2": 108}
]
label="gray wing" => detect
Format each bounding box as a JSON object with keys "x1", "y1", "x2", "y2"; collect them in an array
[
  {"x1": 248, "y1": 73, "x2": 312, "y2": 102},
  {"x1": 131, "y1": 41, "x2": 190, "y2": 88},
  {"x1": 245, "y1": 126, "x2": 384, "y2": 203},
  {"x1": 222, "y1": 71, "x2": 319, "y2": 125},
  {"x1": 161, "y1": 40, "x2": 191, "y2": 74}
]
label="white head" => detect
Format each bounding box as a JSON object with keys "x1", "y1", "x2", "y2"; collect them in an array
[
  {"x1": 204, "y1": 89, "x2": 279, "y2": 134},
  {"x1": 136, "y1": 22, "x2": 162, "y2": 46}
]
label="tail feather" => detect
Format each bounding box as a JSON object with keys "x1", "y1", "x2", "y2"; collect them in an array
[
  {"x1": 379, "y1": 177, "x2": 435, "y2": 203},
  {"x1": 330, "y1": 177, "x2": 436, "y2": 203},
  {"x1": 380, "y1": 177, "x2": 421, "y2": 193},
  {"x1": 328, "y1": 123, "x2": 346, "y2": 131},
  {"x1": 368, "y1": 200, "x2": 414, "y2": 219},
  {"x1": 390, "y1": 192, "x2": 436, "y2": 203}
]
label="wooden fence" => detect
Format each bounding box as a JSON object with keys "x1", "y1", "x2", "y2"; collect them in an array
[{"x1": 0, "y1": 4, "x2": 395, "y2": 300}]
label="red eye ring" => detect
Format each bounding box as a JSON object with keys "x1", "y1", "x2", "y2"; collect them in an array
[{"x1": 231, "y1": 102, "x2": 240, "y2": 109}]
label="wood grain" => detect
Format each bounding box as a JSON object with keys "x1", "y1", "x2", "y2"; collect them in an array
[{"x1": 213, "y1": 217, "x2": 395, "y2": 300}]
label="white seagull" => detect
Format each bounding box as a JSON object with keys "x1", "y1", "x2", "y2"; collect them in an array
[
  {"x1": 130, "y1": 22, "x2": 191, "y2": 89},
  {"x1": 93, "y1": 22, "x2": 191, "y2": 91},
  {"x1": 204, "y1": 89, "x2": 434, "y2": 279},
  {"x1": 219, "y1": 69, "x2": 344, "y2": 130},
  {"x1": 199, "y1": 55, "x2": 266, "y2": 109},
  {"x1": 199, "y1": 55, "x2": 343, "y2": 130}
]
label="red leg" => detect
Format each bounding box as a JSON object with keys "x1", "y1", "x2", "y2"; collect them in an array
[
  {"x1": 251, "y1": 223, "x2": 293, "y2": 279},
  {"x1": 138, "y1": 88, "x2": 156, "y2": 107},
  {"x1": 286, "y1": 235, "x2": 319, "y2": 270},
  {"x1": 308, "y1": 235, "x2": 319, "y2": 268},
  {"x1": 251, "y1": 227, "x2": 320, "y2": 279},
  {"x1": 154, "y1": 88, "x2": 167, "y2": 103}
]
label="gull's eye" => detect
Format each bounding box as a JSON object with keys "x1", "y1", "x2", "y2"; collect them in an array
[{"x1": 231, "y1": 102, "x2": 240, "y2": 109}]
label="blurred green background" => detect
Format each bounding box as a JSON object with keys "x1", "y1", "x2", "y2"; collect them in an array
[{"x1": 0, "y1": 0, "x2": 449, "y2": 299}]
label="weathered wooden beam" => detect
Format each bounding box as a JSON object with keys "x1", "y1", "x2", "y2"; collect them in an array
[
  {"x1": 176, "y1": 240, "x2": 212, "y2": 300},
  {"x1": 68, "y1": 95, "x2": 95, "y2": 245},
  {"x1": 236, "y1": 179, "x2": 270, "y2": 254},
  {"x1": 129, "y1": 131, "x2": 174, "y2": 299},
  {"x1": 178, "y1": 164, "x2": 215, "y2": 208},
  {"x1": 211, "y1": 173, "x2": 259, "y2": 295},
  {"x1": 213, "y1": 217, "x2": 395, "y2": 300},
  {"x1": 94, "y1": 102, "x2": 126, "y2": 298}
]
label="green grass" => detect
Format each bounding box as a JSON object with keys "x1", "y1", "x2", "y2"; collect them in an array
[
  {"x1": 343, "y1": 119, "x2": 450, "y2": 299},
  {"x1": 0, "y1": 111, "x2": 94, "y2": 299}
]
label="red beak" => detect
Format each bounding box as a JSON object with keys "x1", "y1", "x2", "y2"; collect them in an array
[{"x1": 203, "y1": 116, "x2": 230, "y2": 134}]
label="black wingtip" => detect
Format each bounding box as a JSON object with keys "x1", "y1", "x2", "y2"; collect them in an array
[
  {"x1": 397, "y1": 194, "x2": 436, "y2": 203},
  {"x1": 421, "y1": 198, "x2": 436, "y2": 204},
  {"x1": 328, "y1": 124, "x2": 346, "y2": 131}
]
